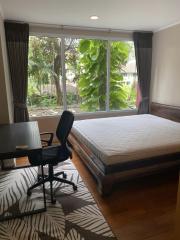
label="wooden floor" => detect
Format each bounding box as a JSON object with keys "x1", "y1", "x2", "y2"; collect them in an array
[
  {"x1": 72, "y1": 152, "x2": 179, "y2": 240},
  {"x1": 16, "y1": 154, "x2": 179, "y2": 240}
]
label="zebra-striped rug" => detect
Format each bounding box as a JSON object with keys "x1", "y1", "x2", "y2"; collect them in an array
[{"x1": 0, "y1": 160, "x2": 117, "y2": 240}]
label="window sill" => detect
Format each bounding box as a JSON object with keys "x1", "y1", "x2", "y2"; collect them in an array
[
  {"x1": 74, "y1": 109, "x2": 137, "y2": 120},
  {"x1": 30, "y1": 109, "x2": 138, "y2": 121}
]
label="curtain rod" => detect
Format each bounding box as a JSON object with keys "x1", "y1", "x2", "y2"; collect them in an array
[
  {"x1": 4, "y1": 19, "x2": 153, "y2": 34},
  {"x1": 28, "y1": 22, "x2": 154, "y2": 34},
  {"x1": 29, "y1": 22, "x2": 134, "y2": 34}
]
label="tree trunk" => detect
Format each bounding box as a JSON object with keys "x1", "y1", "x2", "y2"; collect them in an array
[
  {"x1": 53, "y1": 54, "x2": 63, "y2": 106},
  {"x1": 54, "y1": 75, "x2": 62, "y2": 106}
]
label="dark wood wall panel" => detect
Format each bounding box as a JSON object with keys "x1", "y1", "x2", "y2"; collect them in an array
[{"x1": 150, "y1": 102, "x2": 180, "y2": 122}]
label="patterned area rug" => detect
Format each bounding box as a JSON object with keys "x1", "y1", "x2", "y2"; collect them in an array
[{"x1": 0, "y1": 160, "x2": 117, "y2": 240}]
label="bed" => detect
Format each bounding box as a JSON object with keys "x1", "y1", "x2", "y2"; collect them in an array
[{"x1": 69, "y1": 103, "x2": 180, "y2": 195}]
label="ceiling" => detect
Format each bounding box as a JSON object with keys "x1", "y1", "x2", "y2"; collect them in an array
[{"x1": 0, "y1": 0, "x2": 180, "y2": 31}]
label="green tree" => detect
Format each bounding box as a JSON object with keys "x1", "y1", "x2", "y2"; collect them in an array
[
  {"x1": 28, "y1": 36, "x2": 63, "y2": 105},
  {"x1": 78, "y1": 40, "x2": 131, "y2": 111},
  {"x1": 29, "y1": 37, "x2": 78, "y2": 107}
]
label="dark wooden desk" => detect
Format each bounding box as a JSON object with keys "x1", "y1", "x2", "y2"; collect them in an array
[
  {"x1": 0, "y1": 122, "x2": 41, "y2": 161},
  {"x1": 0, "y1": 121, "x2": 46, "y2": 221}
]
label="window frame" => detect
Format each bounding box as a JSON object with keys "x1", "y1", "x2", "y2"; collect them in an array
[{"x1": 28, "y1": 27, "x2": 137, "y2": 117}]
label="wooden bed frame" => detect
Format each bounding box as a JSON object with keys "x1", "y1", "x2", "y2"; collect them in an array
[{"x1": 69, "y1": 102, "x2": 180, "y2": 195}]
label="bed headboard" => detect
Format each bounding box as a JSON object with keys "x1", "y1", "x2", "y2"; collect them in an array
[{"x1": 150, "y1": 102, "x2": 180, "y2": 123}]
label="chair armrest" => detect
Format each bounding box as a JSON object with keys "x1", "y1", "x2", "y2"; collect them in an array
[{"x1": 40, "y1": 132, "x2": 54, "y2": 146}]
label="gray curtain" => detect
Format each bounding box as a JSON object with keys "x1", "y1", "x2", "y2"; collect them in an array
[
  {"x1": 133, "y1": 32, "x2": 153, "y2": 114},
  {"x1": 4, "y1": 21, "x2": 29, "y2": 122}
]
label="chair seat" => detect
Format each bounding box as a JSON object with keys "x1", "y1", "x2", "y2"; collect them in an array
[{"x1": 42, "y1": 145, "x2": 70, "y2": 165}]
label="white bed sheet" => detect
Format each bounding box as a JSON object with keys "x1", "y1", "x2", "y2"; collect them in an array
[{"x1": 72, "y1": 114, "x2": 180, "y2": 165}]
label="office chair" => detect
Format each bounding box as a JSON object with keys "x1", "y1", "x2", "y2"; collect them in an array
[{"x1": 27, "y1": 110, "x2": 77, "y2": 204}]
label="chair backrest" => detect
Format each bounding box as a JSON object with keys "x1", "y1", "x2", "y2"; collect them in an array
[{"x1": 56, "y1": 110, "x2": 74, "y2": 145}]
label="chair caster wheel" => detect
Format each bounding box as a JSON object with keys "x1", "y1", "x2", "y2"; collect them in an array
[
  {"x1": 27, "y1": 189, "x2": 32, "y2": 196},
  {"x1": 38, "y1": 176, "x2": 42, "y2": 181},
  {"x1": 63, "y1": 173, "x2": 67, "y2": 179},
  {"x1": 73, "y1": 185, "x2": 77, "y2": 191}
]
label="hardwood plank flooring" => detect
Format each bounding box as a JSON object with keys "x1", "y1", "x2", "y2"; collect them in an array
[
  {"x1": 16, "y1": 154, "x2": 179, "y2": 240},
  {"x1": 72, "y1": 152, "x2": 179, "y2": 240}
]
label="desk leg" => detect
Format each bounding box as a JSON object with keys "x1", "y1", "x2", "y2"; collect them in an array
[{"x1": 41, "y1": 164, "x2": 47, "y2": 211}]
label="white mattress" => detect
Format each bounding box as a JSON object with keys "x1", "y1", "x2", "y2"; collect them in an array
[{"x1": 72, "y1": 114, "x2": 180, "y2": 166}]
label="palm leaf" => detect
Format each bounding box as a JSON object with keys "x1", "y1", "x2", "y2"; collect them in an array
[
  {"x1": 19, "y1": 193, "x2": 43, "y2": 213},
  {"x1": 61, "y1": 185, "x2": 94, "y2": 203},
  {"x1": 64, "y1": 228, "x2": 85, "y2": 240},
  {"x1": 24, "y1": 201, "x2": 65, "y2": 239},
  {"x1": 0, "y1": 218, "x2": 40, "y2": 240},
  {"x1": 0, "y1": 200, "x2": 65, "y2": 239},
  {"x1": 0, "y1": 168, "x2": 37, "y2": 214},
  {"x1": 66, "y1": 204, "x2": 114, "y2": 237}
]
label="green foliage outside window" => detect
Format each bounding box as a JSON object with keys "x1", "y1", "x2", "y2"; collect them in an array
[
  {"x1": 77, "y1": 39, "x2": 131, "y2": 111},
  {"x1": 28, "y1": 36, "x2": 136, "y2": 115}
]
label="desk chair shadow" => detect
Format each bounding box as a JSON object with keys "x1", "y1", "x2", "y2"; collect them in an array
[{"x1": 27, "y1": 110, "x2": 77, "y2": 204}]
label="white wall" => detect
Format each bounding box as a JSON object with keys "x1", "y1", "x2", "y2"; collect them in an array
[
  {"x1": 0, "y1": 8, "x2": 13, "y2": 124},
  {"x1": 151, "y1": 24, "x2": 180, "y2": 106}
]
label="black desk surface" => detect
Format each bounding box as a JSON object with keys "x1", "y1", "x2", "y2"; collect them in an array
[{"x1": 0, "y1": 121, "x2": 42, "y2": 160}]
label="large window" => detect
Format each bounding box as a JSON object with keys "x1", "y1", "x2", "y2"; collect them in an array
[{"x1": 28, "y1": 35, "x2": 137, "y2": 117}]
